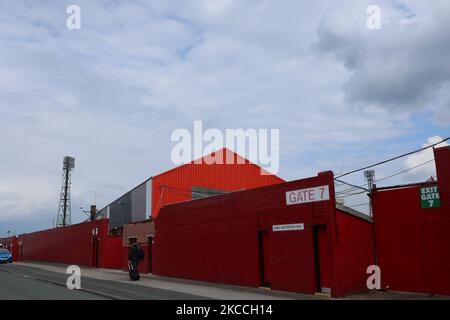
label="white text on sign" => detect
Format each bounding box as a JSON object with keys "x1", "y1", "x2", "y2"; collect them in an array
[
  {"x1": 286, "y1": 185, "x2": 330, "y2": 205},
  {"x1": 273, "y1": 223, "x2": 304, "y2": 232}
]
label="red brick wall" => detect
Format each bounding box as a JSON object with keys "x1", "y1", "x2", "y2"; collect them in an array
[
  {"x1": 121, "y1": 220, "x2": 154, "y2": 273},
  {"x1": 259, "y1": 207, "x2": 319, "y2": 294},
  {"x1": 154, "y1": 171, "x2": 373, "y2": 297},
  {"x1": 432, "y1": 146, "x2": 450, "y2": 295},
  {"x1": 333, "y1": 211, "x2": 375, "y2": 297},
  {"x1": 101, "y1": 234, "x2": 123, "y2": 269},
  {"x1": 372, "y1": 147, "x2": 450, "y2": 296},
  {"x1": 19, "y1": 221, "x2": 100, "y2": 266},
  {"x1": 17, "y1": 219, "x2": 122, "y2": 269},
  {"x1": 372, "y1": 185, "x2": 436, "y2": 293},
  {"x1": 435, "y1": 146, "x2": 450, "y2": 207},
  {"x1": 122, "y1": 220, "x2": 154, "y2": 245}
]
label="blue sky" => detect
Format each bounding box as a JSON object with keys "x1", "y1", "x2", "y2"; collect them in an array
[{"x1": 0, "y1": 0, "x2": 449, "y2": 235}]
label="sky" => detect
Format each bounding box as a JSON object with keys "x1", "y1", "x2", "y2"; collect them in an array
[{"x1": 0, "y1": 0, "x2": 449, "y2": 236}]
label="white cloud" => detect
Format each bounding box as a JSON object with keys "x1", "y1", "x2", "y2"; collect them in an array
[
  {"x1": 315, "y1": 0, "x2": 450, "y2": 123},
  {"x1": 202, "y1": 0, "x2": 233, "y2": 16},
  {"x1": 404, "y1": 135, "x2": 449, "y2": 181}
]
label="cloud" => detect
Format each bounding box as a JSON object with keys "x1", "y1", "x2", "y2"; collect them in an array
[
  {"x1": 404, "y1": 135, "x2": 449, "y2": 181},
  {"x1": 315, "y1": 0, "x2": 450, "y2": 124}
]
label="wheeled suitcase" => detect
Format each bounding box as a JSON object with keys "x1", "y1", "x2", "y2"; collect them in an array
[{"x1": 128, "y1": 260, "x2": 140, "y2": 281}]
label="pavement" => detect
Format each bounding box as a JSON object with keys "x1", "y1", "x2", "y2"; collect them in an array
[{"x1": 0, "y1": 261, "x2": 448, "y2": 300}]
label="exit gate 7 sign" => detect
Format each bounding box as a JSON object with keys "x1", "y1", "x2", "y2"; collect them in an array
[
  {"x1": 420, "y1": 186, "x2": 440, "y2": 209},
  {"x1": 286, "y1": 185, "x2": 330, "y2": 206}
]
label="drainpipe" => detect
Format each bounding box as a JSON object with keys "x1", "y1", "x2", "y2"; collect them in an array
[{"x1": 370, "y1": 185, "x2": 379, "y2": 267}]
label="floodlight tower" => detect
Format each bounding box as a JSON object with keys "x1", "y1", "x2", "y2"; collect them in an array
[{"x1": 56, "y1": 156, "x2": 75, "y2": 227}]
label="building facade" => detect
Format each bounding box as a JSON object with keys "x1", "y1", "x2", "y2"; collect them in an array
[
  {"x1": 98, "y1": 148, "x2": 284, "y2": 232},
  {"x1": 154, "y1": 171, "x2": 375, "y2": 298},
  {"x1": 371, "y1": 146, "x2": 450, "y2": 296}
]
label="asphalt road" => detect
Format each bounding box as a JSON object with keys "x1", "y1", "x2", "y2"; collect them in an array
[
  {"x1": 0, "y1": 266, "x2": 105, "y2": 300},
  {"x1": 0, "y1": 264, "x2": 209, "y2": 300}
]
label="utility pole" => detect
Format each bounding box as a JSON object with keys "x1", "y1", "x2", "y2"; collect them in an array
[{"x1": 364, "y1": 170, "x2": 375, "y2": 217}]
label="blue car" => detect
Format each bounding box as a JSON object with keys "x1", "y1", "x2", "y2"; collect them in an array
[{"x1": 0, "y1": 249, "x2": 13, "y2": 263}]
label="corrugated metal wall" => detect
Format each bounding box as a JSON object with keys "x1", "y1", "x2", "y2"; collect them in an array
[
  {"x1": 103, "y1": 179, "x2": 152, "y2": 230},
  {"x1": 109, "y1": 193, "x2": 132, "y2": 229},
  {"x1": 131, "y1": 182, "x2": 147, "y2": 223},
  {"x1": 151, "y1": 149, "x2": 285, "y2": 218}
]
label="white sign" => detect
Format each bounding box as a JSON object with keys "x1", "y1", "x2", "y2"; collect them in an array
[
  {"x1": 273, "y1": 223, "x2": 304, "y2": 232},
  {"x1": 286, "y1": 185, "x2": 330, "y2": 205}
]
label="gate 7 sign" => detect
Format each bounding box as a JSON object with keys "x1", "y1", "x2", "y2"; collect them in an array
[
  {"x1": 420, "y1": 186, "x2": 440, "y2": 209},
  {"x1": 286, "y1": 185, "x2": 330, "y2": 206}
]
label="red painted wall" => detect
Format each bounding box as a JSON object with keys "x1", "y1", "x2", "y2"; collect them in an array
[
  {"x1": 152, "y1": 148, "x2": 285, "y2": 218},
  {"x1": 372, "y1": 146, "x2": 450, "y2": 296},
  {"x1": 333, "y1": 210, "x2": 375, "y2": 297},
  {"x1": 432, "y1": 146, "x2": 450, "y2": 295},
  {"x1": 101, "y1": 234, "x2": 123, "y2": 269},
  {"x1": 20, "y1": 221, "x2": 99, "y2": 266},
  {"x1": 372, "y1": 184, "x2": 443, "y2": 294},
  {"x1": 16, "y1": 219, "x2": 122, "y2": 269},
  {"x1": 154, "y1": 171, "x2": 374, "y2": 297}
]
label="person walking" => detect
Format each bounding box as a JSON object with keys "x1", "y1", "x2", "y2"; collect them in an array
[{"x1": 128, "y1": 243, "x2": 145, "y2": 281}]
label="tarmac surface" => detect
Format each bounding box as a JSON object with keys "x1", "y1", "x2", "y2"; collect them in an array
[
  {"x1": 0, "y1": 263, "x2": 208, "y2": 300},
  {"x1": 0, "y1": 262, "x2": 448, "y2": 300},
  {"x1": 0, "y1": 268, "x2": 106, "y2": 300}
]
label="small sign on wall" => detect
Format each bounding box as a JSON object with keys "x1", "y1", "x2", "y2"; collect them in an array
[
  {"x1": 286, "y1": 185, "x2": 330, "y2": 206},
  {"x1": 420, "y1": 186, "x2": 440, "y2": 208},
  {"x1": 273, "y1": 223, "x2": 304, "y2": 232}
]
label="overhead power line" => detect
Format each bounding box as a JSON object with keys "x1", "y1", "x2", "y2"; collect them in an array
[
  {"x1": 335, "y1": 137, "x2": 449, "y2": 179},
  {"x1": 336, "y1": 158, "x2": 436, "y2": 193},
  {"x1": 375, "y1": 158, "x2": 435, "y2": 183},
  {"x1": 335, "y1": 179, "x2": 368, "y2": 192},
  {"x1": 336, "y1": 190, "x2": 368, "y2": 198}
]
